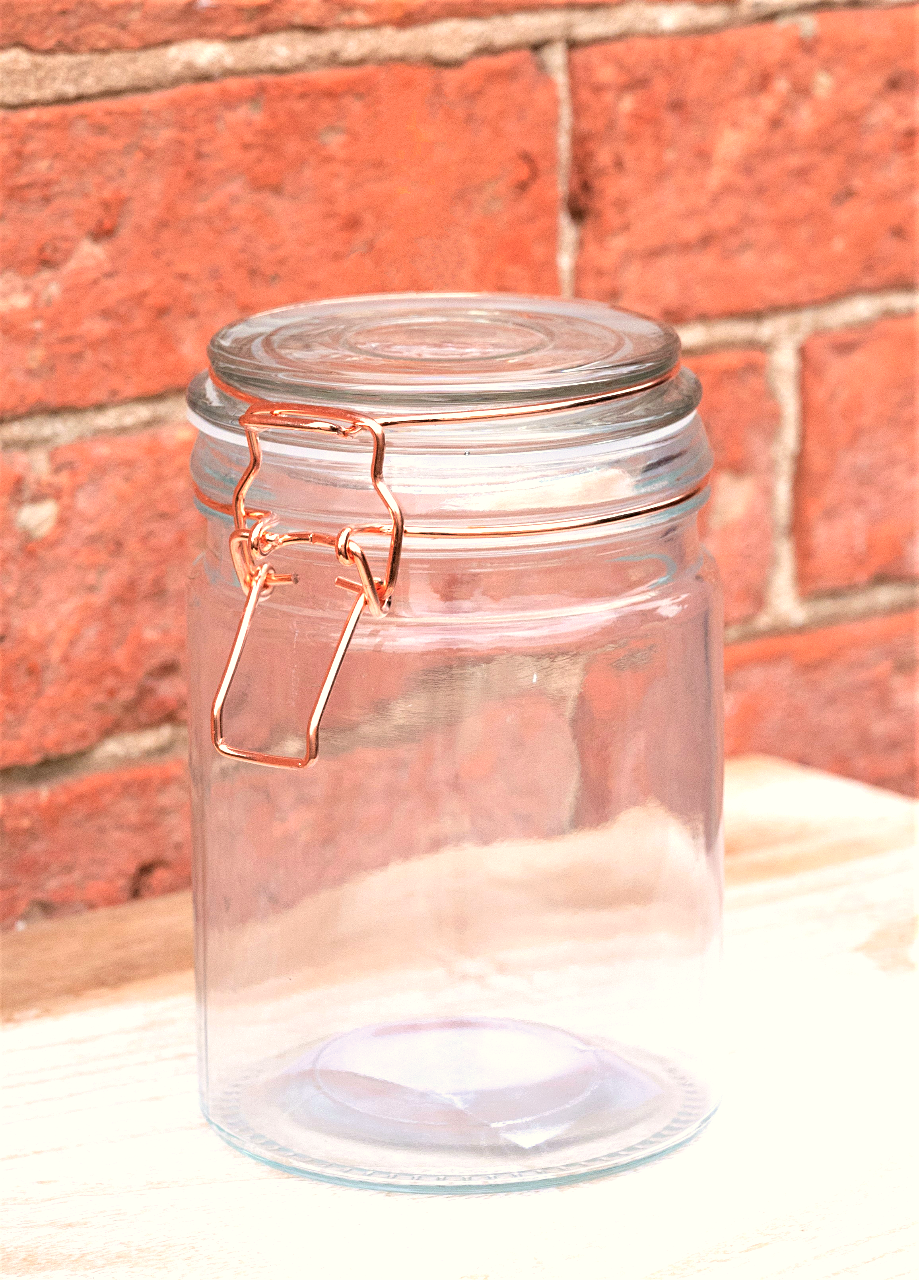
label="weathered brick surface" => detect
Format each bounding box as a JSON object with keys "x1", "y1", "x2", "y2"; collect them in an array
[
  {"x1": 2, "y1": 0, "x2": 915, "y2": 930},
  {"x1": 690, "y1": 349, "x2": 780, "y2": 624},
  {"x1": 0, "y1": 0, "x2": 624, "y2": 53},
  {"x1": 796, "y1": 315, "x2": 918, "y2": 596},
  {"x1": 1, "y1": 425, "x2": 202, "y2": 768},
  {"x1": 571, "y1": 9, "x2": 916, "y2": 320},
  {"x1": 0, "y1": 758, "x2": 191, "y2": 925},
  {"x1": 724, "y1": 611, "x2": 918, "y2": 795},
  {"x1": 0, "y1": 54, "x2": 558, "y2": 417}
]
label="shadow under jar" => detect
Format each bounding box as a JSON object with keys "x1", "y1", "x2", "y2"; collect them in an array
[{"x1": 186, "y1": 293, "x2": 724, "y2": 1193}]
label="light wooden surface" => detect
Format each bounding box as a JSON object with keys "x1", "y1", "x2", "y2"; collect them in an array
[{"x1": 2, "y1": 756, "x2": 916, "y2": 1279}]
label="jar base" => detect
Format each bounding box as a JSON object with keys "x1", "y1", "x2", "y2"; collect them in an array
[{"x1": 206, "y1": 1016, "x2": 715, "y2": 1192}]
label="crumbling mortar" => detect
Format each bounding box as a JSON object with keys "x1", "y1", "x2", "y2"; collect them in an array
[
  {"x1": 724, "y1": 580, "x2": 919, "y2": 645},
  {"x1": 0, "y1": 0, "x2": 910, "y2": 109},
  {"x1": 761, "y1": 332, "x2": 807, "y2": 628},
  {"x1": 537, "y1": 39, "x2": 578, "y2": 298},
  {"x1": 677, "y1": 290, "x2": 917, "y2": 354},
  {"x1": 0, "y1": 724, "x2": 189, "y2": 795},
  {"x1": 0, "y1": 393, "x2": 187, "y2": 451}
]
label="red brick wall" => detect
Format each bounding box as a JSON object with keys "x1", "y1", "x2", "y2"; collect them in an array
[{"x1": 2, "y1": 1, "x2": 916, "y2": 926}]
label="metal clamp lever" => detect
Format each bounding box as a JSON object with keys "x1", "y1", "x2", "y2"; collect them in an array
[{"x1": 211, "y1": 401, "x2": 404, "y2": 769}]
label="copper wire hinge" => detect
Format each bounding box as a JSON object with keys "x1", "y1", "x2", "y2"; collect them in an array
[
  {"x1": 208, "y1": 362, "x2": 693, "y2": 768},
  {"x1": 211, "y1": 398, "x2": 404, "y2": 769}
]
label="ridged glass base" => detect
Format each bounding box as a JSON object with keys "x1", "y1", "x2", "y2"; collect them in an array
[{"x1": 206, "y1": 1016, "x2": 715, "y2": 1192}]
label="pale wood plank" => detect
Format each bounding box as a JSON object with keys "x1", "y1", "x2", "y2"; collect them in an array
[
  {"x1": 1, "y1": 888, "x2": 193, "y2": 1019},
  {"x1": 722, "y1": 754, "x2": 916, "y2": 880},
  {"x1": 2, "y1": 843, "x2": 915, "y2": 1277},
  {"x1": 2, "y1": 759, "x2": 917, "y2": 1277}
]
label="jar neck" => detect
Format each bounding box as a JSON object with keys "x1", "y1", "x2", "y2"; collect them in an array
[
  {"x1": 200, "y1": 487, "x2": 708, "y2": 625},
  {"x1": 189, "y1": 385, "x2": 711, "y2": 540}
]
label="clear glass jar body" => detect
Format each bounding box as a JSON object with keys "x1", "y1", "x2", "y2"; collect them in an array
[{"x1": 187, "y1": 434, "x2": 723, "y2": 1191}]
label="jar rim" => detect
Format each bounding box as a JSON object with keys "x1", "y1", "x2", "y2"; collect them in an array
[
  {"x1": 207, "y1": 292, "x2": 681, "y2": 413},
  {"x1": 191, "y1": 293, "x2": 710, "y2": 534}
]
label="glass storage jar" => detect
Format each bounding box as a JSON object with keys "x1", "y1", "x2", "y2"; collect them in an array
[{"x1": 186, "y1": 293, "x2": 723, "y2": 1193}]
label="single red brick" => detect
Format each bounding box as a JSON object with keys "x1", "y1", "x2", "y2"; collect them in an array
[
  {"x1": 0, "y1": 758, "x2": 191, "y2": 926},
  {"x1": 689, "y1": 349, "x2": 779, "y2": 624},
  {"x1": 725, "y1": 611, "x2": 918, "y2": 795},
  {"x1": 1, "y1": 425, "x2": 203, "y2": 768},
  {"x1": 0, "y1": 54, "x2": 559, "y2": 416},
  {"x1": 571, "y1": 9, "x2": 916, "y2": 320},
  {"x1": 795, "y1": 315, "x2": 918, "y2": 595}
]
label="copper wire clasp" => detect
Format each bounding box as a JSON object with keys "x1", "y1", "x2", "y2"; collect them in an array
[{"x1": 211, "y1": 401, "x2": 404, "y2": 768}]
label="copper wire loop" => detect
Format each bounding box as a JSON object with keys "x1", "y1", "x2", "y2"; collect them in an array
[{"x1": 206, "y1": 364, "x2": 703, "y2": 769}]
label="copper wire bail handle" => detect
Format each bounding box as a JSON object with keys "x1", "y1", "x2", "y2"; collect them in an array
[{"x1": 211, "y1": 397, "x2": 404, "y2": 769}]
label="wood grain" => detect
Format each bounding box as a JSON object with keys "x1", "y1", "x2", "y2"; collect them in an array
[{"x1": 1, "y1": 884, "x2": 193, "y2": 1019}]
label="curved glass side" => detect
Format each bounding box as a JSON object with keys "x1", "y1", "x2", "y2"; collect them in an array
[{"x1": 187, "y1": 489, "x2": 724, "y2": 1192}]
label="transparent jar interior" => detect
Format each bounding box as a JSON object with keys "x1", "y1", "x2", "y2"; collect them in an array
[
  {"x1": 189, "y1": 498, "x2": 723, "y2": 1190},
  {"x1": 187, "y1": 294, "x2": 723, "y2": 1191}
]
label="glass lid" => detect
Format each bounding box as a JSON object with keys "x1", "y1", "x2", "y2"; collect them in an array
[{"x1": 207, "y1": 293, "x2": 680, "y2": 411}]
